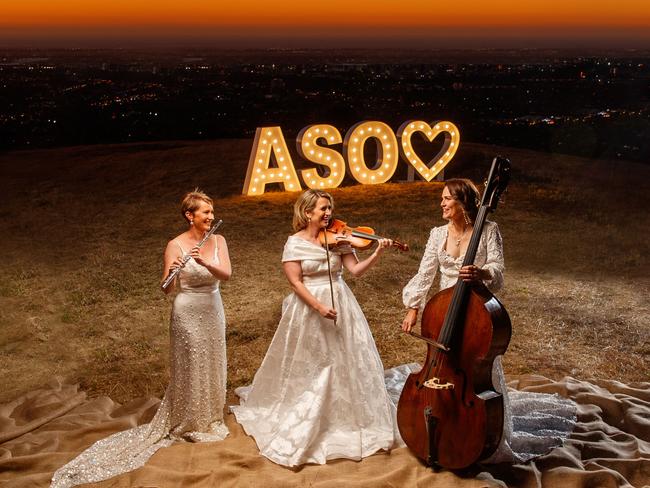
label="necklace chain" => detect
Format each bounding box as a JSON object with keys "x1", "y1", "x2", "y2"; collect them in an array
[{"x1": 450, "y1": 224, "x2": 470, "y2": 247}]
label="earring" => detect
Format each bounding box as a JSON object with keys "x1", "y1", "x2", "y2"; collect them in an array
[
  {"x1": 190, "y1": 220, "x2": 194, "y2": 225},
  {"x1": 463, "y1": 210, "x2": 471, "y2": 226}
]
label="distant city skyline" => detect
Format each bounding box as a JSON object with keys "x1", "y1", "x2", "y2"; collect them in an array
[{"x1": 2, "y1": 0, "x2": 650, "y2": 48}]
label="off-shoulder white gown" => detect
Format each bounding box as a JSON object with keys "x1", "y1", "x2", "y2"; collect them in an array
[{"x1": 231, "y1": 236, "x2": 405, "y2": 467}]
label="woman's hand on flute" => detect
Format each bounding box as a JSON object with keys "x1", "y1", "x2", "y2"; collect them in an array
[
  {"x1": 190, "y1": 246, "x2": 209, "y2": 267},
  {"x1": 167, "y1": 256, "x2": 184, "y2": 275}
]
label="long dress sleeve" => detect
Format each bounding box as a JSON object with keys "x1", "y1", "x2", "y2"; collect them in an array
[
  {"x1": 402, "y1": 227, "x2": 442, "y2": 311},
  {"x1": 480, "y1": 222, "x2": 505, "y2": 293}
]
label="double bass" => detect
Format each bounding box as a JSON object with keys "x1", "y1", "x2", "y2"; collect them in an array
[{"x1": 397, "y1": 157, "x2": 512, "y2": 469}]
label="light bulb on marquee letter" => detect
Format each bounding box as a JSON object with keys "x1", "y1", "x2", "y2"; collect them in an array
[
  {"x1": 397, "y1": 120, "x2": 460, "y2": 182},
  {"x1": 242, "y1": 127, "x2": 302, "y2": 196},
  {"x1": 343, "y1": 121, "x2": 398, "y2": 184},
  {"x1": 296, "y1": 124, "x2": 345, "y2": 189}
]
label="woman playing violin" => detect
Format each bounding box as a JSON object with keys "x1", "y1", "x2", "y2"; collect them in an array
[{"x1": 231, "y1": 189, "x2": 402, "y2": 467}]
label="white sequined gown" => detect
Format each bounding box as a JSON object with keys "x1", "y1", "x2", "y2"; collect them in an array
[
  {"x1": 231, "y1": 236, "x2": 403, "y2": 467},
  {"x1": 51, "y1": 242, "x2": 228, "y2": 488},
  {"x1": 402, "y1": 222, "x2": 576, "y2": 463}
]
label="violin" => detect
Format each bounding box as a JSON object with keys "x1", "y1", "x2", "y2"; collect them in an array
[
  {"x1": 318, "y1": 218, "x2": 409, "y2": 251},
  {"x1": 396, "y1": 156, "x2": 511, "y2": 469}
]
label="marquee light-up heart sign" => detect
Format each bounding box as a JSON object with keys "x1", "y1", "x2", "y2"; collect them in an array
[
  {"x1": 242, "y1": 120, "x2": 460, "y2": 195},
  {"x1": 397, "y1": 120, "x2": 460, "y2": 182}
]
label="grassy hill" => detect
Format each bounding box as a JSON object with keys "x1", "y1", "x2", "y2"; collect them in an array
[{"x1": 0, "y1": 139, "x2": 648, "y2": 404}]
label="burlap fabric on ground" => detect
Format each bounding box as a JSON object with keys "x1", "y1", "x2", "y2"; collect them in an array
[{"x1": 1, "y1": 375, "x2": 648, "y2": 488}]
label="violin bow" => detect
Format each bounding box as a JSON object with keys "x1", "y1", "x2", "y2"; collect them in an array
[{"x1": 323, "y1": 230, "x2": 337, "y2": 324}]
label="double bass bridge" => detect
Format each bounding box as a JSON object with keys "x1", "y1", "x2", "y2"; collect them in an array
[{"x1": 423, "y1": 377, "x2": 455, "y2": 390}]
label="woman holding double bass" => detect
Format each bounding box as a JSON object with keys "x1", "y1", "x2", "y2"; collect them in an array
[
  {"x1": 400, "y1": 173, "x2": 575, "y2": 467},
  {"x1": 400, "y1": 177, "x2": 509, "y2": 466},
  {"x1": 401, "y1": 178, "x2": 505, "y2": 325}
]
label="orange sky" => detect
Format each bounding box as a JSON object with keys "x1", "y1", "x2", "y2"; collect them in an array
[
  {"x1": 3, "y1": 0, "x2": 650, "y2": 27},
  {"x1": 2, "y1": 0, "x2": 650, "y2": 44}
]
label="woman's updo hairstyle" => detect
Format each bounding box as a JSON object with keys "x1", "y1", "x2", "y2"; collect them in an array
[
  {"x1": 180, "y1": 189, "x2": 213, "y2": 223},
  {"x1": 292, "y1": 189, "x2": 333, "y2": 231},
  {"x1": 444, "y1": 178, "x2": 480, "y2": 224}
]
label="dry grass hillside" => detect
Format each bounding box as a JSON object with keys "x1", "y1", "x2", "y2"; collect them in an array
[{"x1": 0, "y1": 139, "x2": 648, "y2": 404}]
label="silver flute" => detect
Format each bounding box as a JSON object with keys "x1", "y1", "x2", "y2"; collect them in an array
[{"x1": 161, "y1": 219, "x2": 223, "y2": 291}]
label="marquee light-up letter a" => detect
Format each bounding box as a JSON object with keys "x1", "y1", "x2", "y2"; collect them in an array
[{"x1": 242, "y1": 127, "x2": 302, "y2": 196}]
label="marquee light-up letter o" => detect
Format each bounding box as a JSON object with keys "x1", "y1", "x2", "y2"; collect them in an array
[
  {"x1": 343, "y1": 121, "x2": 399, "y2": 185},
  {"x1": 242, "y1": 126, "x2": 302, "y2": 196},
  {"x1": 397, "y1": 120, "x2": 460, "y2": 182},
  {"x1": 297, "y1": 124, "x2": 345, "y2": 190}
]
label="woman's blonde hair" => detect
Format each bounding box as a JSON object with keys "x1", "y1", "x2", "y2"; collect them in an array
[
  {"x1": 180, "y1": 189, "x2": 213, "y2": 223},
  {"x1": 292, "y1": 189, "x2": 333, "y2": 231}
]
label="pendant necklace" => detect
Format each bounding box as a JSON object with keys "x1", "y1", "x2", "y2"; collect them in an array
[{"x1": 451, "y1": 225, "x2": 469, "y2": 247}]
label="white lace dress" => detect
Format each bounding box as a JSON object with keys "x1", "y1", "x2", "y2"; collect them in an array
[
  {"x1": 402, "y1": 221, "x2": 576, "y2": 463},
  {"x1": 231, "y1": 235, "x2": 403, "y2": 467},
  {"x1": 51, "y1": 242, "x2": 229, "y2": 488}
]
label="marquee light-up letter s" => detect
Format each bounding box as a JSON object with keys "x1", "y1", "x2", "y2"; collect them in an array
[
  {"x1": 343, "y1": 121, "x2": 399, "y2": 185},
  {"x1": 242, "y1": 127, "x2": 302, "y2": 195},
  {"x1": 297, "y1": 124, "x2": 345, "y2": 190},
  {"x1": 397, "y1": 120, "x2": 460, "y2": 182}
]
